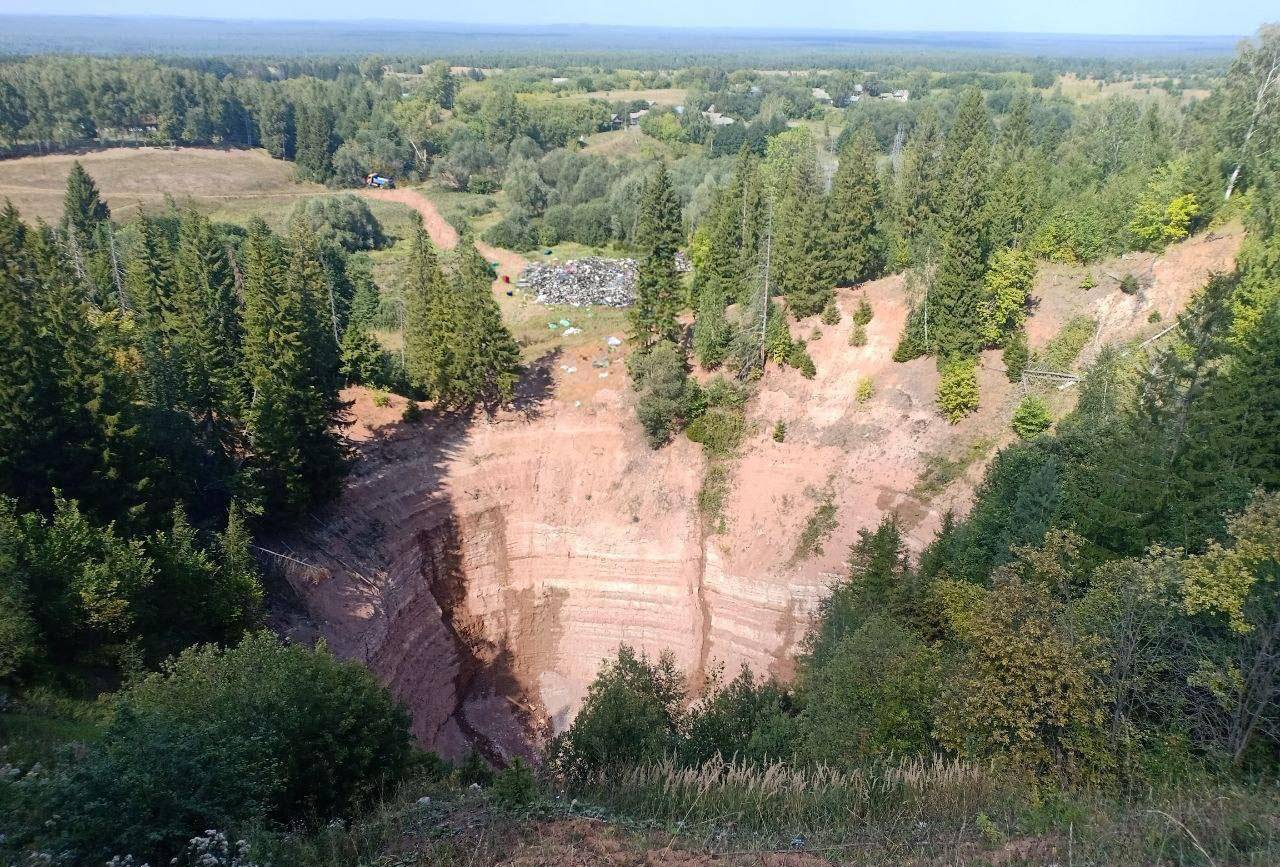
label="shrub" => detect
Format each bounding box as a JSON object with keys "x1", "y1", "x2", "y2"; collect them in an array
[
  {"x1": 629, "y1": 340, "x2": 703, "y2": 448},
  {"x1": 1128, "y1": 160, "x2": 1200, "y2": 251},
  {"x1": 699, "y1": 462, "x2": 731, "y2": 531},
  {"x1": 772, "y1": 420, "x2": 787, "y2": 442},
  {"x1": 793, "y1": 489, "x2": 838, "y2": 561},
  {"x1": 401, "y1": 400, "x2": 423, "y2": 423},
  {"x1": 1119, "y1": 273, "x2": 1140, "y2": 295},
  {"x1": 849, "y1": 322, "x2": 867, "y2": 347},
  {"x1": 548, "y1": 646, "x2": 685, "y2": 784},
  {"x1": 291, "y1": 196, "x2": 387, "y2": 252},
  {"x1": 1011, "y1": 395, "x2": 1052, "y2": 440},
  {"x1": 820, "y1": 303, "x2": 841, "y2": 326},
  {"x1": 492, "y1": 758, "x2": 538, "y2": 808},
  {"x1": 853, "y1": 296, "x2": 874, "y2": 326},
  {"x1": 979, "y1": 248, "x2": 1036, "y2": 345},
  {"x1": 482, "y1": 208, "x2": 539, "y2": 251},
  {"x1": 1148, "y1": 309, "x2": 1162, "y2": 323},
  {"x1": 681, "y1": 666, "x2": 797, "y2": 766},
  {"x1": 788, "y1": 342, "x2": 817, "y2": 378},
  {"x1": 0, "y1": 579, "x2": 38, "y2": 680},
  {"x1": 30, "y1": 633, "x2": 412, "y2": 864},
  {"x1": 798, "y1": 614, "x2": 940, "y2": 767},
  {"x1": 458, "y1": 750, "x2": 494, "y2": 787},
  {"x1": 856, "y1": 377, "x2": 874, "y2": 403},
  {"x1": 1002, "y1": 330, "x2": 1029, "y2": 381},
  {"x1": 1080, "y1": 273, "x2": 1097, "y2": 290},
  {"x1": 685, "y1": 408, "x2": 745, "y2": 457},
  {"x1": 371, "y1": 390, "x2": 390, "y2": 407},
  {"x1": 936, "y1": 357, "x2": 980, "y2": 423}
]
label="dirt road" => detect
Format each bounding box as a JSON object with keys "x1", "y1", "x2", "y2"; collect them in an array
[{"x1": 361, "y1": 186, "x2": 527, "y2": 293}]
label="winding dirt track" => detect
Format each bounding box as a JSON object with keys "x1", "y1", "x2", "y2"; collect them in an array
[{"x1": 360, "y1": 187, "x2": 528, "y2": 292}]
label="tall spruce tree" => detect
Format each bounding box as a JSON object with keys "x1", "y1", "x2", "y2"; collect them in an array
[
  {"x1": 824, "y1": 127, "x2": 882, "y2": 287},
  {"x1": 169, "y1": 210, "x2": 245, "y2": 504},
  {"x1": 701, "y1": 148, "x2": 766, "y2": 304},
  {"x1": 294, "y1": 100, "x2": 334, "y2": 182},
  {"x1": 62, "y1": 161, "x2": 110, "y2": 239},
  {"x1": 125, "y1": 211, "x2": 176, "y2": 329},
  {"x1": 928, "y1": 88, "x2": 993, "y2": 359},
  {"x1": 894, "y1": 104, "x2": 945, "y2": 259},
  {"x1": 451, "y1": 240, "x2": 522, "y2": 409},
  {"x1": 768, "y1": 136, "x2": 828, "y2": 318},
  {"x1": 0, "y1": 205, "x2": 62, "y2": 509},
  {"x1": 402, "y1": 221, "x2": 454, "y2": 402},
  {"x1": 239, "y1": 218, "x2": 347, "y2": 519},
  {"x1": 629, "y1": 162, "x2": 684, "y2": 346}
]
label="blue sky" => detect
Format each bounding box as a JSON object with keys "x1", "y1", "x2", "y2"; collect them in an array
[{"x1": 1, "y1": 1, "x2": 1272, "y2": 37}]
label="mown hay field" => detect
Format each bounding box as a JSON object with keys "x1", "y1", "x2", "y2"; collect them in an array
[{"x1": 0, "y1": 146, "x2": 318, "y2": 223}]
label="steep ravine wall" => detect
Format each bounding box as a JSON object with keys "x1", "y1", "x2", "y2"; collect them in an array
[{"x1": 275, "y1": 228, "x2": 1241, "y2": 760}]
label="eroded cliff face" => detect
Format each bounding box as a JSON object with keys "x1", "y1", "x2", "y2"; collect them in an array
[{"x1": 275, "y1": 228, "x2": 1241, "y2": 761}]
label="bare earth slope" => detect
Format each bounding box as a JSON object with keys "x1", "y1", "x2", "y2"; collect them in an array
[{"x1": 276, "y1": 187, "x2": 1241, "y2": 761}]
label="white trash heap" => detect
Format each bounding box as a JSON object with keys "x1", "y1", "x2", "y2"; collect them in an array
[{"x1": 519, "y1": 257, "x2": 638, "y2": 307}]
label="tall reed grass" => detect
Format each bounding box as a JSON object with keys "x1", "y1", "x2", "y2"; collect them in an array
[{"x1": 578, "y1": 754, "x2": 1026, "y2": 839}]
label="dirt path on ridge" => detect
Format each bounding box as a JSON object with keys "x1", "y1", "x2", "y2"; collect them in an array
[{"x1": 361, "y1": 187, "x2": 528, "y2": 293}]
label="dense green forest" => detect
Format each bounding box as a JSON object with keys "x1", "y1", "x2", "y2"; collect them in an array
[{"x1": 1, "y1": 21, "x2": 1278, "y2": 867}]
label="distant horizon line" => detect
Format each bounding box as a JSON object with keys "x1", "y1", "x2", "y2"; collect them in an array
[{"x1": 0, "y1": 12, "x2": 1250, "y2": 41}]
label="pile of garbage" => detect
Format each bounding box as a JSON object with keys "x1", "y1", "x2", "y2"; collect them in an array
[{"x1": 519, "y1": 257, "x2": 637, "y2": 307}]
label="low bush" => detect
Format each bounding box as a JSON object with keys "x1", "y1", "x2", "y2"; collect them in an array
[
  {"x1": 936, "y1": 356, "x2": 980, "y2": 423},
  {"x1": 11, "y1": 633, "x2": 412, "y2": 865},
  {"x1": 492, "y1": 758, "x2": 538, "y2": 809},
  {"x1": 1011, "y1": 395, "x2": 1052, "y2": 440},
  {"x1": 856, "y1": 376, "x2": 874, "y2": 403}
]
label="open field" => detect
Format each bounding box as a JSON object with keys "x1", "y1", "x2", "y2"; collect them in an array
[
  {"x1": 1052, "y1": 73, "x2": 1212, "y2": 106},
  {"x1": 576, "y1": 87, "x2": 688, "y2": 105},
  {"x1": 0, "y1": 146, "x2": 326, "y2": 222},
  {"x1": 580, "y1": 128, "x2": 678, "y2": 160}
]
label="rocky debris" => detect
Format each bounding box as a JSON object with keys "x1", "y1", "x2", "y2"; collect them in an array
[
  {"x1": 521, "y1": 257, "x2": 637, "y2": 307},
  {"x1": 675, "y1": 250, "x2": 692, "y2": 273}
]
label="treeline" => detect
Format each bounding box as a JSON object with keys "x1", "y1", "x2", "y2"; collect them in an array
[
  {"x1": 680, "y1": 30, "x2": 1270, "y2": 423},
  {"x1": 0, "y1": 56, "x2": 613, "y2": 186},
  {"x1": 0, "y1": 162, "x2": 521, "y2": 689}
]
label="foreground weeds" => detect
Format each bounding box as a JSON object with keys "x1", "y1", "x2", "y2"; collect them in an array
[{"x1": 570, "y1": 756, "x2": 1279, "y2": 865}]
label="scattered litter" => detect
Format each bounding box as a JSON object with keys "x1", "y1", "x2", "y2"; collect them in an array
[
  {"x1": 559, "y1": 318, "x2": 571, "y2": 327},
  {"x1": 522, "y1": 257, "x2": 638, "y2": 307},
  {"x1": 416, "y1": 797, "x2": 431, "y2": 806},
  {"x1": 606, "y1": 335, "x2": 622, "y2": 347},
  {"x1": 675, "y1": 250, "x2": 692, "y2": 273},
  {"x1": 591, "y1": 357, "x2": 610, "y2": 368},
  {"x1": 563, "y1": 326, "x2": 582, "y2": 336},
  {"x1": 599, "y1": 371, "x2": 609, "y2": 378},
  {"x1": 574, "y1": 400, "x2": 581, "y2": 407},
  {"x1": 566, "y1": 366, "x2": 577, "y2": 374}
]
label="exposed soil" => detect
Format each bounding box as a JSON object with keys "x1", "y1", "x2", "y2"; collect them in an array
[
  {"x1": 276, "y1": 187, "x2": 1243, "y2": 762},
  {"x1": 361, "y1": 186, "x2": 529, "y2": 296}
]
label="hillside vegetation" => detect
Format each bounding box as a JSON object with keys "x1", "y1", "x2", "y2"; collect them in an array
[{"x1": 1, "y1": 22, "x2": 1278, "y2": 867}]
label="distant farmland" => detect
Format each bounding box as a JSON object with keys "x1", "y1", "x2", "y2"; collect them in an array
[{"x1": 0, "y1": 147, "x2": 317, "y2": 223}]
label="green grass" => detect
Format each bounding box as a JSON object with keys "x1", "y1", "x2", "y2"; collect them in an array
[
  {"x1": 571, "y1": 756, "x2": 1280, "y2": 866},
  {"x1": 0, "y1": 693, "x2": 103, "y2": 767},
  {"x1": 792, "y1": 483, "x2": 839, "y2": 562},
  {"x1": 913, "y1": 436, "x2": 996, "y2": 497},
  {"x1": 1036, "y1": 315, "x2": 1098, "y2": 372}
]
